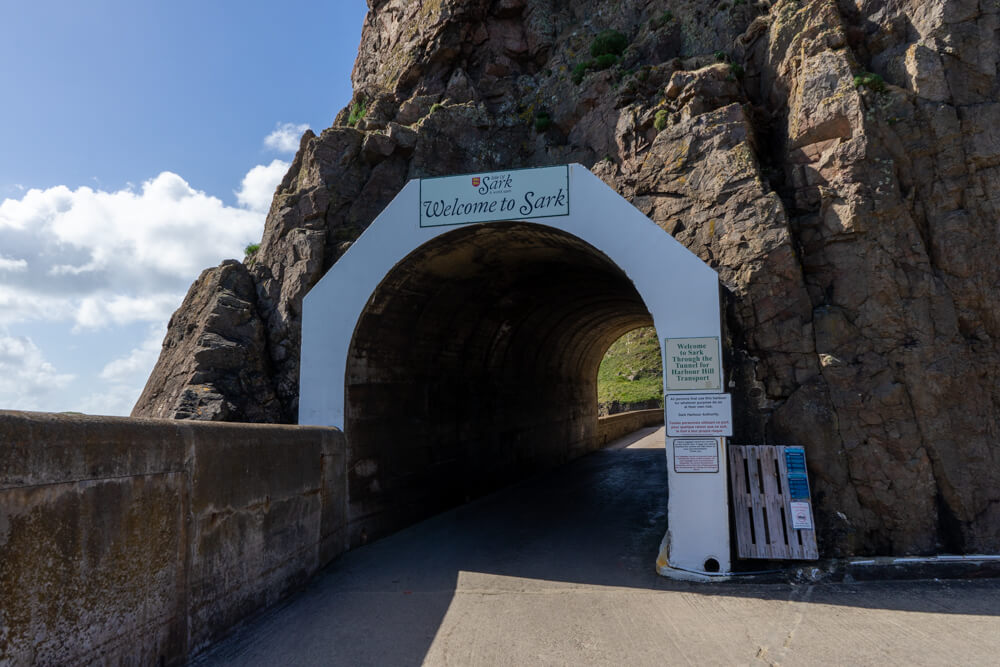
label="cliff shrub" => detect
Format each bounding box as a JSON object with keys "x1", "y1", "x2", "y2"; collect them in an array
[
  {"x1": 571, "y1": 55, "x2": 620, "y2": 84},
  {"x1": 854, "y1": 71, "x2": 886, "y2": 92},
  {"x1": 593, "y1": 53, "x2": 619, "y2": 70},
  {"x1": 244, "y1": 243, "x2": 260, "y2": 265},
  {"x1": 534, "y1": 110, "x2": 552, "y2": 132},
  {"x1": 590, "y1": 29, "x2": 628, "y2": 58},
  {"x1": 654, "y1": 109, "x2": 669, "y2": 131},
  {"x1": 347, "y1": 100, "x2": 367, "y2": 126},
  {"x1": 571, "y1": 61, "x2": 592, "y2": 84},
  {"x1": 572, "y1": 29, "x2": 629, "y2": 85}
]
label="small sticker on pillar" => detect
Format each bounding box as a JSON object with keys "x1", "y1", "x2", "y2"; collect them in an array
[{"x1": 789, "y1": 501, "x2": 814, "y2": 530}]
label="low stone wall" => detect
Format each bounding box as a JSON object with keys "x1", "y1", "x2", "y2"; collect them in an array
[
  {"x1": 0, "y1": 410, "x2": 346, "y2": 665},
  {"x1": 596, "y1": 409, "x2": 664, "y2": 446}
]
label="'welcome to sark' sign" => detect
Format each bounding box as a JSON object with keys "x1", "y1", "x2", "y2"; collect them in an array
[{"x1": 419, "y1": 165, "x2": 570, "y2": 227}]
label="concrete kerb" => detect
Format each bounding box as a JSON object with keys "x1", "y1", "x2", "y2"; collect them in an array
[{"x1": 660, "y1": 556, "x2": 1000, "y2": 585}]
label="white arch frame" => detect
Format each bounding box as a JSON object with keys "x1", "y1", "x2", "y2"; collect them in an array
[{"x1": 299, "y1": 164, "x2": 731, "y2": 576}]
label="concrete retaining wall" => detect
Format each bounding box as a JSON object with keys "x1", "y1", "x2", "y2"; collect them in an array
[
  {"x1": 596, "y1": 409, "x2": 664, "y2": 446},
  {"x1": 0, "y1": 410, "x2": 346, "y2": 665}
]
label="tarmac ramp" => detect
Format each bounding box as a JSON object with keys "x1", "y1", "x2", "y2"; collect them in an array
[{"x1": 194, "y1": 427, "x2": 1000, "y2": 666}]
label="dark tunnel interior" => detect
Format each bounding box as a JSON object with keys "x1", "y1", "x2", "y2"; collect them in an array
[{"x1": 345, "y1": 222, "x2": 656, "y2": 545}]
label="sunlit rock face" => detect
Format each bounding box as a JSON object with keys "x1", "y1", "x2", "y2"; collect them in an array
[{"x1": 134, "y1": 0, "x2": 1000, "y2": 558}]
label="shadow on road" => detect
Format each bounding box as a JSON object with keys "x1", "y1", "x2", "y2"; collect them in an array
[{"x1": 195, "y1": 426, "x2": 1000, "y2": 666}]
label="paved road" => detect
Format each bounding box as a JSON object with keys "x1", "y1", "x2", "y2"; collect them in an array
[{"x1": 195, "y1": 427, "x2": 1000, "y2": 666}]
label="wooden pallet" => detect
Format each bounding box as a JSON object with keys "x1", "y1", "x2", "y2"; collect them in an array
[{"x1": 729, "y1": 445, "x2": 819, "y2": 560}]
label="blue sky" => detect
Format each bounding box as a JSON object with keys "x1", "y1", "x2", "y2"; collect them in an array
[{"x1": 0, "y1": 1, "x2": 368, "y2": 415}]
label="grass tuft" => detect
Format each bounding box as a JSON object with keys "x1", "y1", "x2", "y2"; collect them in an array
[{"x1": 347, "y1": 99, "x2": 367, "y2": 126}]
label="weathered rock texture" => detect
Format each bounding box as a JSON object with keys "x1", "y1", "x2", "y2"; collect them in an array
[
  {"x1": 133, "y1": 260, "x2": 282, "y2": 422},
  {"x1": 134, "y1": 0, "x2": 1000, "y2": 557}
]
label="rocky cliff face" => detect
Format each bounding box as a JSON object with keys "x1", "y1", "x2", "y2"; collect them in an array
[{"x1": 133, "y1": 0, "x2": 1000, "y2": 557}]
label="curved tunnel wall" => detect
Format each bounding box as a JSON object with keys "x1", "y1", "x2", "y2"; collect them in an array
[{"x1": 345, "y1": 223, "x2": 653, "y2": 543}]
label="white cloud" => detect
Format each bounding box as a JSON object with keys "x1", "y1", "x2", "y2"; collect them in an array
[
  {"x1": 62, "y1": 325, "x2": 168, "y2": 416},
  {"x1": 0, "y1": 149, "x2": 292, "y2": 415},
  {"x1": 0, "y1": 335, "x2": 75, "y2": 411},
  {"x1": 236, "y1": 159, "x2": 289, "y2": 213},
  {"x1": 73, "y1": 294, "x2": 184, "y2": 332},
  {"x1": 99, "y1": 326, "x2": 163, "y2": 384},
  {"x1": 0, "y1": 255, "x2": 27, "y2": 272},
  {"x1": 0, "y1": 171, "x2": 267, "y2": 330},
  {"x1": 264, "y1": 122, "x2": 310, "y2": 153}
]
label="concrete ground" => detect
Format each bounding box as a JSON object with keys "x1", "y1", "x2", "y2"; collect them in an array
[{"x1": 195, "y1": 427, "x2": 1000, "y2": 666}]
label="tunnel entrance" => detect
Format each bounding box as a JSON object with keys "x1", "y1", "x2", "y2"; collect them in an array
[
  {"x1": 345, "y1": 222, "x2": 653, "y2": 543},
  {"x1": 299, "y1": 164, "x2": 732, "y2": 576}
]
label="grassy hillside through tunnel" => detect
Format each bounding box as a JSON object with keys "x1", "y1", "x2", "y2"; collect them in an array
[{"x1": 597, "y1": 326, "x2": 663, "y2": 416}]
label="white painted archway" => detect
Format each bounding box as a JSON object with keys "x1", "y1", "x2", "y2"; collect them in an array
[{"x1": 299, "y1": 164, "x2": 731, "y2": 576}]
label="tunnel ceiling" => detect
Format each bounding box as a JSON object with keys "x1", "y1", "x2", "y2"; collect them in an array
[{"x1": 348, "y1": 222, "x2": 653, "y2": 382}]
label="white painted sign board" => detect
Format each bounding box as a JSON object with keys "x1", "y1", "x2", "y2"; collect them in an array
[
  {"x1": 665, "y1": 337, "x2": 721, "y2": 391},
  {"x1": 666, "y1": 394, "x2": 733, "y2": 437},
  {"x1": 673, "y1": 438, "x2": 720, "y2": 473},
  {"x1": 419, "y1": 165, "x2": 570, "y2": 227}
]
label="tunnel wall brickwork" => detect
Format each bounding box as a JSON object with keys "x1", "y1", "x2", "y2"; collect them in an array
[{"x1": 0, "y1": 410, "x2": 346, "y2": 665}]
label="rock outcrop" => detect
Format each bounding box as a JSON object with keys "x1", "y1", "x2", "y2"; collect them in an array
[
  {"x1": 134, "y1": 0, "x2": 1000, "y2": 557},
  {"x1": 132, "y1": 260, "x2": 282, "y2": 422}
]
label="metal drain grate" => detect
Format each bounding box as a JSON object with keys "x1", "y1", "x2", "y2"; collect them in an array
[{"x1": 729, "y1": 445, "x2": 819, "y2": 560}]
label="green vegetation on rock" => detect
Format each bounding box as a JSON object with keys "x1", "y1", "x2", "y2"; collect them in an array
[
  {"x1": 597, "y1": 326, "x2": 663, "y2": 413},
  {"x1": 347, "y1": 99, "x2": 367, "y2": 126},
  {"x1": 572, "y1": 29, "x2": 629, "y2": 85},
  {"x1": 594, "y1": 53, "x2": 619, "y2": 70},
  {"x1": 244, "y1": 242, "x2": 261, "y2": 265},
  {"x1": 654, "y1": 109, "x2": 669, "y2": 131},
  {"x1": 590, "y1": 29, "x2": 628, "y2": 58},
  {"x1": 654, "y1": 10, "x2": 674, "y2": 27},
  {"x1": 854, "y1": 71, "x2": 886, "y2": 92},
  {"x1": 533, "y1": 110, "x2": 552, "y2": 132}
]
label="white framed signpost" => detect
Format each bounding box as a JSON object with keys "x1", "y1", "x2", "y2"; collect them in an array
[{"x1": 299, "y1": 164, "x2": 732, "y2": 579}]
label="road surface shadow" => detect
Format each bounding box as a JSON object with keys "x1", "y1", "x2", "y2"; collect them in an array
[{"x1": 194, "y1": 426, "x2": 1000, "y2": 666}]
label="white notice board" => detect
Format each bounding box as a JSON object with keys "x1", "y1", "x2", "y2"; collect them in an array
[
  {"x1": 666, "y1": 394, "x2": 733, "y2": 437},
  {"x1": 673, "y1": 438, "x2": 720, "y2": 473},
  {"x1": 664, "y1": 337, "x2": 721, "y2": 391}
]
